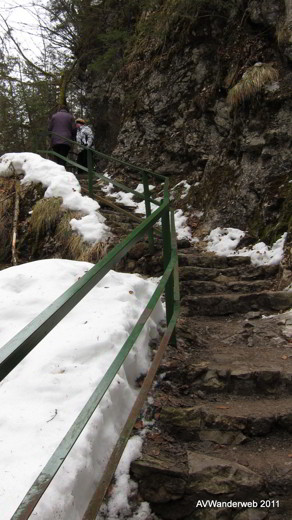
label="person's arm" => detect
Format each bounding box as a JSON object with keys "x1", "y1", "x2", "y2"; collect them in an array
[
  {"x1": 71, "y1": 117, "x2": 76, "y2": 140},
  {"x1": 85, "y1": 127, "x2": 94, "y2": 147},
  {"x1": 76, "y1": 129, "x2": 81, "y2": 145}
]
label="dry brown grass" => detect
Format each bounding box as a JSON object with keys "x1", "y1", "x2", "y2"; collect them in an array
[
  {"x1": 78, "y1": 241, "x2": 111, "y2": 263},
  {"x1": 224, "y1": 65, "x2": 240, "y2": 89},
  {"x1": 0, "y1": 197, "x2": 14, "y2": 221},
  {"x1": 56, "y1": 212, "x2": 111, "y2": 262},
  {"x1": 0, "y1": 179, "x2": 16, "y2": 217},
  {"x1": 0, "y1": 178, "x2": 112, "y2": 264},
  {"x1": 66, "y1": 234, "x2": 85, "y2": 259},
  {"x1": 56, "y1": 211, "x2": 80, "y2": 236},
  {"x1": 129, "y1": 0, "x2": 201, "y2": 59},
  {"x1": 55, "y1": 212, "x2": 83, "y2": 257},
  {"x1": 227, "y1": 63, "x2": 279, "y2": 106},
  {"x1": 30, "y1": 198, "x2": 62, "y2": 237}
]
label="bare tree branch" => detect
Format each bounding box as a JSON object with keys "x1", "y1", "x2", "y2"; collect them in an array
[{"x1": 0, "y1": 13, "x2": 54, "y2": 78}]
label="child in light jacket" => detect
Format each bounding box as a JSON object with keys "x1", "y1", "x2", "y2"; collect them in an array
[{"x1": 75, "y1": 118, "x2": 94, "y2": 170}]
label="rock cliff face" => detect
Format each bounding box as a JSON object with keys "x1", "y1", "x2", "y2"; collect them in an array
[{"x1": 86, "y1": 0, "x2": 291, "y2": 256}]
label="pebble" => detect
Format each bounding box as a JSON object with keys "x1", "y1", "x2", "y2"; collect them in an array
[
  {"x1": 244, "y1": 321, "x2": 255, "y2": 328},
  {"x1": 246, "y1": 311, "x2": 261, "y2": 319}
]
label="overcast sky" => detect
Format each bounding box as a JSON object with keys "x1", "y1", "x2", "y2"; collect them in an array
[{"x1": 0, "y1": 0, "x2": 46, "y2": 60}]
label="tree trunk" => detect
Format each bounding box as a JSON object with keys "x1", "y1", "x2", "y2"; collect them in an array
[{"x1": 59, "y1": 61, "x2": 78, "y2": 105}]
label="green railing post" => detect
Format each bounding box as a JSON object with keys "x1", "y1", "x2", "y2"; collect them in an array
[
  {"x1": 87, "y1": 149, "x2": 93, "y2": 198},
  {"x1": 161, "y1": 204, "x2": 176, "y2": 347},
  {"x1": 170, "y1": 209, "x2": 179, "y2": 347},
  {"x1": 142, "y1": 172, "x2": 154, "y2": 253}
]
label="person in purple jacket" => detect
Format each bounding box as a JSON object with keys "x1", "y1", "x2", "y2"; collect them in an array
[{"x1": 48, "y1": 105, "x2": 76, "y2": 166}]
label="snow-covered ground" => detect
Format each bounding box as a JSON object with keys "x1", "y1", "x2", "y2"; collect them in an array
[
  {"x1": 0, "y1": 260, "x2": 164, "y2": 519},
  {"x1": 206, "y1": 227, "x2": 287, "y2": 266},
  {"x1": 101, "y1": 178, "x2": 195, "y2": 241}
]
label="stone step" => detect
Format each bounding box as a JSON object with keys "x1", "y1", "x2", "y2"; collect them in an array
[
  {"x1": 180, "y1": 279, "x2": 274, "y2": 296},
  {"x1": 131, "y1": 439, "x2": 292, "y2": 519},
  {"x1": 178, "y1": 252, "x2": 252, "y2": 269},
  {"x1": 179, "y1": 264, "x2": 279, "y2": 282},
  {"x1": 191, "y1": 364, "x2": 292, "y2": 396},
  {"x1": 159, "y1": 348, "x2": 292, "y2": 396},
  {"x1": 190, "y1": 435, "x2": 292, "y2": 518},
  {"x1": 181, "y1": 291, "x2": 292, "y2": 316},
  {"x1": 158, "y1": 397, "x2": 292, "y2": 441}
]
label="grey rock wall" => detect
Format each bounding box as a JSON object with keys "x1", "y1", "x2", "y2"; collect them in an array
[{"x1": 87, "y1": 0, "x2": 292, "y2": 249}]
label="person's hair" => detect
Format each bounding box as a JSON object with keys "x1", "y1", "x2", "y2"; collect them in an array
[{"x1": 57, "y1": 104, "x2": 69, "y2": 112}]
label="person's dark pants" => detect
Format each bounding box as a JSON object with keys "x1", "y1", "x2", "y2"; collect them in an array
[
  {"x1": 77, "y1": 149, "x2": 88, "y2": 170},
  {"x1": 52, "y1": 144, "x2": 70, "y2": 166}
]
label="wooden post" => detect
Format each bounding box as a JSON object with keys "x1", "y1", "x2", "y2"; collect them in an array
[{"x1": 12, "y1": 176, "x2": 20, "y2": 266}]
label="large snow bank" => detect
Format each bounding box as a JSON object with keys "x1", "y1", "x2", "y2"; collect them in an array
[
  {"x1": 0, "y1": 152, "x2": 110, "y2": 243},
  {"x1": 0, "y1": 259, "x2": 164, "y2": 519}
]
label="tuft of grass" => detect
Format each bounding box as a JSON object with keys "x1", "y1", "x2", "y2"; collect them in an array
[
  {"x1": 30, "y1": 198, "x2": 62, "y2": 237},
  {"x1": 277, "y1": 20, "x2": 292, "y2": 45},
  {"x1": 56, "y1": 211, "x2": 79, "y2": 237},
  {"x1": 78, "y1": 241, "x2": 111, "y2": 263},
  {"x1": 55, "y1": 212, "x2": 84, "y2": 257},
  {"x1": 56, "y1": 212, "x2": 111, "y2": 262},
  {"x1": 227, "y1": 63, "x2": 279, "y2": 106},
  {"x1": 129, "y1": 0, "x2": 236, "y2": 59},
  {"x1": 66, "y1": 234, "x2": 85, "y2": 259}
]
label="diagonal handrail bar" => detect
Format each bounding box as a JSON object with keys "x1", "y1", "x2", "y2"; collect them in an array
[
  {"x1": 10, "y1": 251, "x2": 177, "y2": 520},
  {"x1": 84, "y1": 303, "x2": 181, "y2": 519},
  {"x1": 46, "y1": 132, "x2": 166, "y2": 181},
  {"x1": 0, "y1": 199, "x2": 168, "y2": 382},
  {"x1": 39, "y1": 149, "x2": 160, "y2": 206},
  {"x1": 42, "y1": 132, "x2": 164, "y2": 252},
  {"x1": 41, "y1": 142, "x2": 161, "y2": 252},
  {"x1": 83, "y1": 209, "x2": 180, "y2": 519}
]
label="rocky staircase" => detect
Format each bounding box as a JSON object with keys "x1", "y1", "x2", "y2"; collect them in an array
[
  {"x1": 77, "y1": 175, "x2": 292, "y2": 519},
  {"x1": 131, "y1": 249, "x2": 292, "y2": 520}
]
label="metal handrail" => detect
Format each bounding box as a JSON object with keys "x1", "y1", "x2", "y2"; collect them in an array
[
  {"x1": 41, "y1": 148, "x2": 160, "y2": 206},
  {"x1": 41, "y1": 132, "x2": 164, "y2": 251},
  {"x1": 46, "y1": 131, "x2": 166, "y2": 182},
  {"x1": 83, "y1": 210, "x2": 180, "y2": 519},
  {"x1": 43, "y1": 131, "x2": 163, "y2": 203},
  {"x1": 0, "y1": 142, "x2": 180, "y2": 520},
  {"x1": 0, "y1": 200, "x2": 167, "y2": 382}
]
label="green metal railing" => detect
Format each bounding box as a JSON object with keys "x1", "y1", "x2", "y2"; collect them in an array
[
  {"x1": 41, "y1": 132, "x2": 166, "y2": 252},
  {"x1": 0, "y1": 137, "x2": 180, "y2": 519}
]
